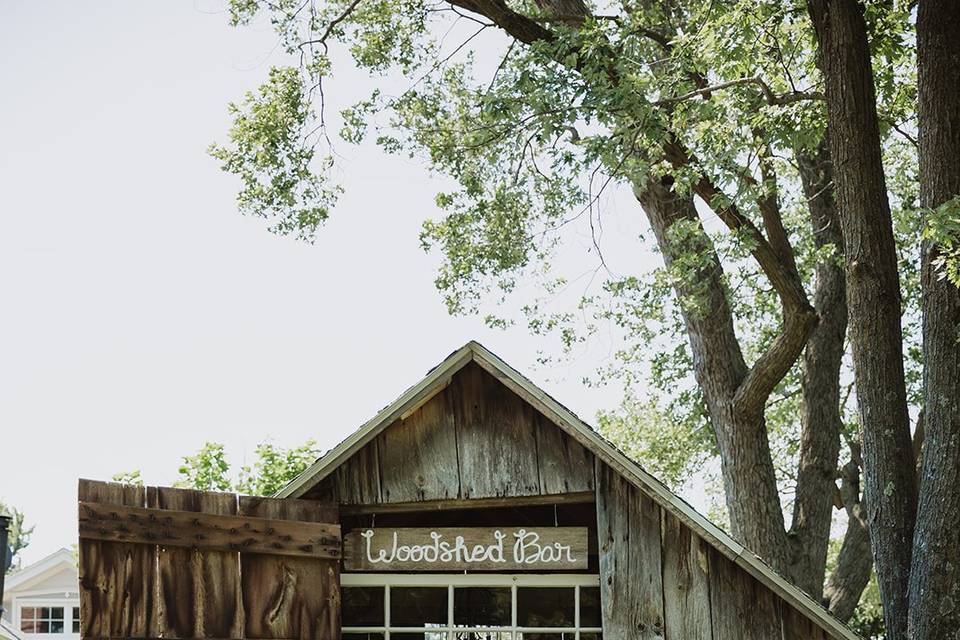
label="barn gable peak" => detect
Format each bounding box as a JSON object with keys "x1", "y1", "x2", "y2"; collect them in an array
[{"x1": 277, "y1": 340, "x2": 860, "y2": 640}]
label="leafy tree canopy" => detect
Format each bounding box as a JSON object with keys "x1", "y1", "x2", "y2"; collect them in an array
[
  {"x1": 209, "y1": 0, "x2": 918, "y2": 518},
  {"x1": 112, "y1": 439, "x2": 320, "y2": 497},
  {"x1": 0, "y1": 501, "x2": 33, "y2": 572}
]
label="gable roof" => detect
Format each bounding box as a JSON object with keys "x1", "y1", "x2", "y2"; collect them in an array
[
  {"x1": 3, "y1": 548, "x2": 76, "y2": 595},
  {"x1": 0, "y1": 619, "x2": 25, "y2": 640},
  {"x1": 277, "y1": 341, "x2": 859, "y2": 640}
]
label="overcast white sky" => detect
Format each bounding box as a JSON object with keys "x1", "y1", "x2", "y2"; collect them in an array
[{"x1": 0, "y1": 1, "x2": 670, "y2": 565}]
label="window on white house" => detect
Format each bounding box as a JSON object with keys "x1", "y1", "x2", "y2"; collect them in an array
[
  {"x1": 20, "y1": 607, "x2": 65, "y2": 634},
  {"x1": 341, "y1": 574, "x2": 603, "y2": 639},
  {"x1": 18, "y1": 606, "x2": 80, "y2": 635}
]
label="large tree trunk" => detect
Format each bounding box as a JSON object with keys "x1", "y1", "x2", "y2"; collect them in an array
[
  {"x1": 806, "y1": 1, "x2": 916, "y2": 636},
  {"x1": 789, "y1": 141, "x2": 847, "y2": 599},
  {"x1": 910, "y1": 1, "x2": 960, "y2": 636},
  {"x1": 634, "y1": 177, "x2": 791, "y2": 574}
]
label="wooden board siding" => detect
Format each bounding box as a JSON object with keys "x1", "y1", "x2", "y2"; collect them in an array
[
  {"x1": 331, "y1": 443, "x2": 382, "y2": 504},
  {"x1": 451, "y1": 363, "x2": 542, "y2": 499},
  {"x1": 306, "y1": 362, "x2": 594, "y2": 505},
  {"x1": 238, "y1": 497, "x2": 341, "y2": 640},
  {"x1": 77, "y1": 502, "x2": 339, "y2": 558},
  {"x1": 535, "y1": 411, "x2": 594, "y2": 494},
  {"x1": 148, "y1": 486, "x2": 243, "y2": 639},
  {"x1": 708, "y1": 546, "x2": 783, "y2": 640},
  {"x1": 595, "y1": 463, "x2": 665, "y2": 639},
  {"x1": 781, "y1": 602, "x2": 830, "y2": 640},
  {"x1": 78, "y1": 480, "x2": 340, "y2": 640},
  {"x1": 78, "y1": 481, "x2": 158, "y2": 639},
  {"x1": 594, "y1": 468, "x2": 838, "y2": 640},
  {"x1": 378, "y1": 390, "x2": 459, "y2": 502},
  {"x1": 661, "y1": 510, "x2": 712, "y2": 640}
]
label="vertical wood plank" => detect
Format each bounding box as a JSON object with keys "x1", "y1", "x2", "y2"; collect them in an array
[
  {"x1": 633, "y1": 490, "x2": 666, "y2": 639},
  {"x1": 709, "y1": 547, "x2": 783, "y2": 640},
  {"x1": 239, "y1": 496, "x2": 340, "y2": 640},
  {"x1": 661, "y1": 511, "x2": 712, "y2": 640},
  {"x1": 708, "y1": 547, "x2": 742, "y2": 640},
  {"x1": 332, "y1": 443, "x2": 382, "y2": 504},
  {"x1": 595, "y1": 463, "x2": 665, "y2": 639},
  {"x1": 149, "y1": 486, "x2": 244, "y2": 639},
  {"x1": 78, "y1": 480, "x2": 156, "y2": 639},
  {"x1": 302, "y1": 477, "x2": 339, "y2": 503},
  {"x1": 453, "y1": 363, "x2": 541, "y2": 498},
  {"x1": 781, "y1": 602, "x2": 821, "y2": 640},
  {"x1": 378, "y1": 389, "x2": 459, "y2": 502},
  {"x1": 596, "y1": 461, "x2": 630, "y2": 638},
  {"x1": 535, "y1": 412, "x2": 595, "y2": 494}
]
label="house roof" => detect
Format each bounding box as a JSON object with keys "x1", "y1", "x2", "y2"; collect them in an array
[
  {"x1": 3, "y1": 548, "x2": 77, "y2": 595},
  {"x1": 277, "y1": 340, "x2": 860, "y2": 640},
  {"x1": 0, "y1": 618, "x2": 26, "y2": 640}
]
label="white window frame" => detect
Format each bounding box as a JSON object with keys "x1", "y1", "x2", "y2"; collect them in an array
[
  {"x1": 341, "y1": 573, "x2": 603, "y2": 639},
  {"x1": 15, "y1": 601, "x2": 81, "y2": 637}
]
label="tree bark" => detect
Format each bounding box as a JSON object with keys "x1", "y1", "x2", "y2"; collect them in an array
[
  {"x1": 634, "y1": 177, "x2": 791, "y2": 574},
  {"x1": 827, "y1": 515, "x2": 873, "y2": 621},
  {"x1": 806, "y1": 1, "x2": 917, "y2": 636},
  {"x1": 824, "y1": 444, "x2": 874, "y2": 622},
  {"x1": 910, "y1": 1, "x2": 960, "y2": 636},
  {"x1": 789, "y1": 141, "x2": 847, "y2": 599}
]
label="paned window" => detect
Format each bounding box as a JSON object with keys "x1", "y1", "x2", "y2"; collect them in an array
[
  {"x1": 341, "y1": 574, "x2": 602, "y2": 639},
  {"x1": 17, "y1": 605, "x2": 80, "y2": 635},
  {"x1": 20, "y1": 607, "x2": 64, "y2": 634}
]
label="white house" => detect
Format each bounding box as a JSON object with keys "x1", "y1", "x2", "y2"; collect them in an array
[{"x1": 2, "y1": 550, "x2": 78, "y2": 640}]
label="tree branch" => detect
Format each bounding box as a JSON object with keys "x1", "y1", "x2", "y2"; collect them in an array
[
  {"x1": 754, "y1": 135, "x2": 799, "y2": 273},
  {"x1": 446, "y1": 0, "x2": 555, "y2": 44},
  {"x1": 787, "y1": 139, "x2": 847, "y2": 598},
  {"x1": 661, "y1": 138, "x2": 816, "y2": 415},
  {"x1": 655, "y1": 76, "x2": 824, "y2": 106}
]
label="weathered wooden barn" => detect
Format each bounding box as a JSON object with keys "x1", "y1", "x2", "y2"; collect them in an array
[{"x1": 77, "y1": 342, "x2": 859, "y2": 640}]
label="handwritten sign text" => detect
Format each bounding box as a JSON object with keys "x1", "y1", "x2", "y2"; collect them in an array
[{"x1": 343, "y1": 527, "x2": 588, "y2": 571}]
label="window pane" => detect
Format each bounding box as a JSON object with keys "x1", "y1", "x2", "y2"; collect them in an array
[
  {"x1": 20, "y1": 620, "x2": 37, "y2": 633},
  {"x1": 392, "y1": 633, "x2": 447, "y2": 640},
  {"x1": 73, "y1": 607, "x2": 81, "y2": 633},
  {"x1": 51, "y1": 608, "x2": 64, "y2": 621},
  {"x1": 516, "y1": 588, "x2": 574, "y2": 627},
  {"x1": 579, "y1": 586, "x2": 602, "y2": 627},
  {"x1": 453, "y1": 587, "x2": 510, "y2": 628},
  {"x1": 21, "y1": 608, "x2": 37, "y2": 620},
  {"x1": 454, "y1": 633, "x2": 511, "y2": 640},
  {"x1": 38, "y1": 621, "x2": 50, "y2": 633},
  {"x1": 342, "y1": 635, "x2": 384, "y2": 640},
  {"x1": 579, "y1": 634, "x2": 603, "y2": 640},
  {"x1": 390, "y1": 587, "x2": 448, "y2": 627},
  {"x1": 517, "y1": 634, "x2": 574, "y2": 640},
  {"x1": 50, "y1": 621, "x2": 64, "y2": 634},
  {"x1": 342, "y1": 586, "x2": 385, "y2": 627}
]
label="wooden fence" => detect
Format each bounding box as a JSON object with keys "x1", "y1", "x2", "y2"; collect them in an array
[{"x1": 77, "y1": 479, "x2": 341, "y2": 640}]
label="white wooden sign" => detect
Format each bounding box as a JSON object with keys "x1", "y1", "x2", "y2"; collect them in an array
[{"x1": 343, "y1": 527, "x2": 589, "y2": 571}]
